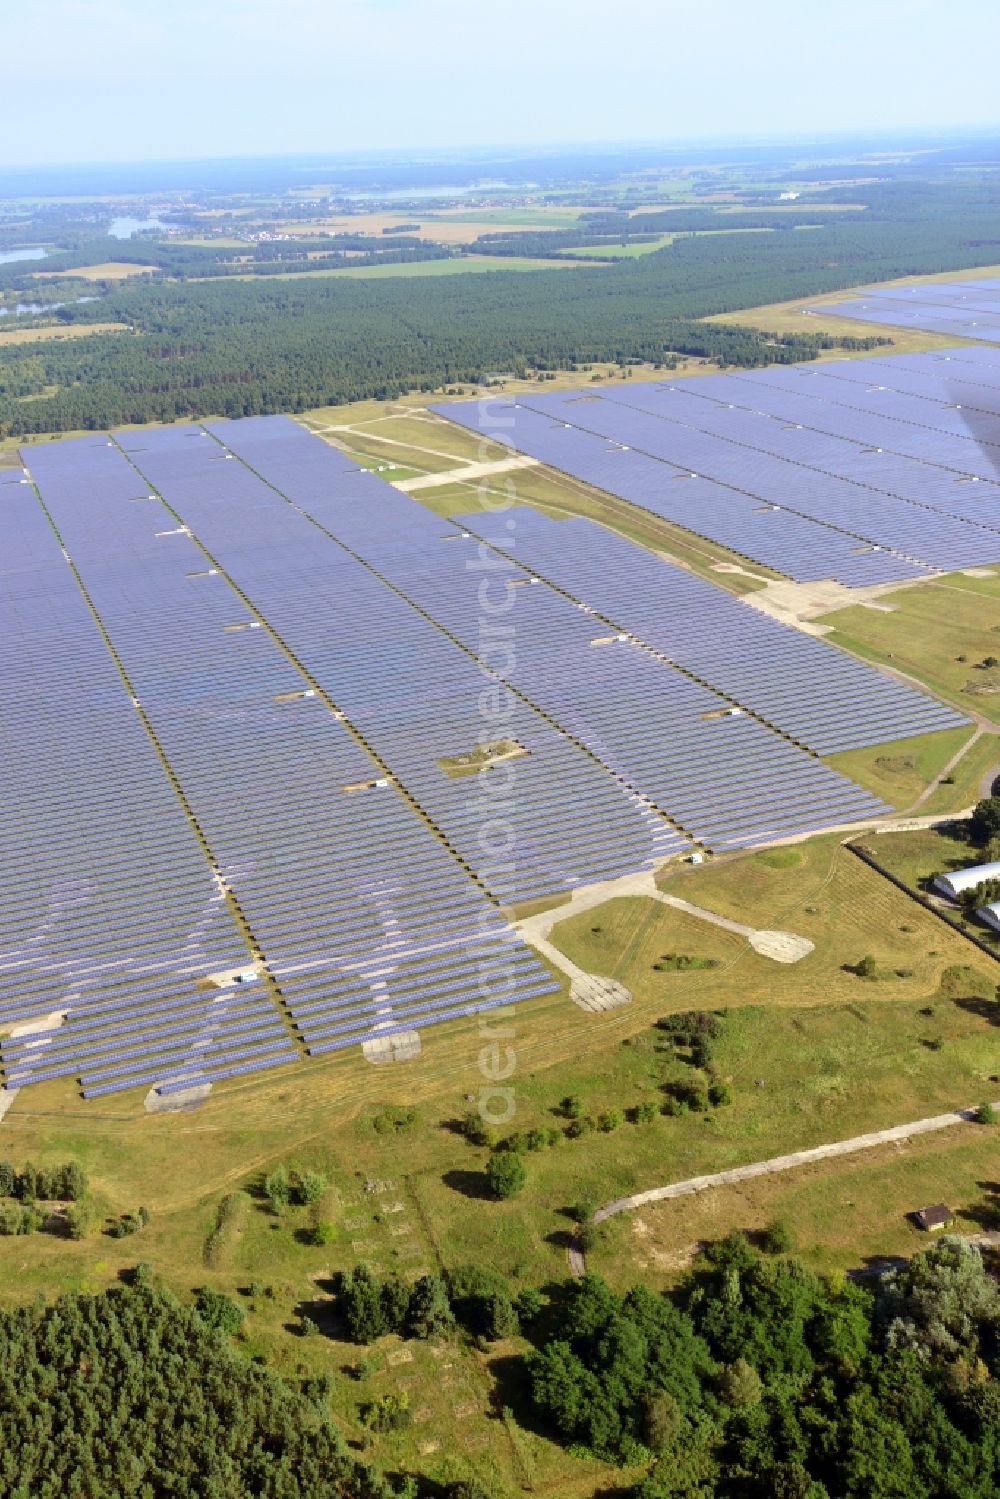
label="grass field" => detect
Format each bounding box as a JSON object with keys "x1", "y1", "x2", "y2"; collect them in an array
[
  {"x1": 824, "y1": 724, "x2": 983, "y2": 811},
  {"x1": 591, "y1": 1122, "x2": 1000, "y2": 1287},
  {"x1": 702, "y1": 292, "x2": 970, "y2": 356},
  {"x1": 561, "y1": 836, "x2": 984, "y2": 1009},
  {"x1": 820, "y1": 569, "x2": 1000, "y2": 717},
  {"x1": 857, "y1": 824, "x2": 1000, "y2": 958}
]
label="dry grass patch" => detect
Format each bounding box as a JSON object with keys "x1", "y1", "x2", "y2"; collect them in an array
[
  {"x1": 0, "y1": 320, "x2": 130, "y2": 346},
  {"x1": 38, "y1": 262, "x2": 157, "y2": 281}
]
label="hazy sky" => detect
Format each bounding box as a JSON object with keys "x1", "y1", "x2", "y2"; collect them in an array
[{"x1": 5, "y1": 0, "x2": 1000, "y2": 166}]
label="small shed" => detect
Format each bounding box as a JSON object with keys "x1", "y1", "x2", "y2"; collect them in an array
[{"x1": 914, "y1": 1203, "x2": 953, "y2": 1232}]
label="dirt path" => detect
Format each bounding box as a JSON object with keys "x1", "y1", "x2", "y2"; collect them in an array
[
  {"x1": 396, "y1": 455, "x2": 540, "y2": 490},
  {"x1": 906, "y1": 725, "x2": 984, "y2": 814},
  {"x1": 515, "y1": 869, "x2": 815, "y2": 998},
  {"x1": 594, "y1": 1099, "x2": 1000, "y2": 1224}
]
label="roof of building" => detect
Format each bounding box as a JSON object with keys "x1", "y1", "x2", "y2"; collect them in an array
[
  {"x1": 933, "y1": 860, "x2": 1000, "y2": 899},
  {"x1": 977, "y1": 900, "x2": 1000, "y2": 932},
  {"x1": 914, "y1": 1203, "x2": 954, "y2": 1230}
]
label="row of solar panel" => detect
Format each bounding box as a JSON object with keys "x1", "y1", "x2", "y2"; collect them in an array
[
  {"x1": 199, "y1": 418, "x2": 902, "y2": 849},
  {"x1": 9, "y1": 433, "x2": 562, "y2": 1092}
]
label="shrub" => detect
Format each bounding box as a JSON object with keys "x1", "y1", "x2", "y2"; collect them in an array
[
  {"x1": 760, "y1": 1217, "x2": 794, "y2": 1254},
  {"x1": 708, "y1": 1080, "x2": 733, "y2": 1108},
  {"x1": 578, "y1": 1220, "x2": 599, "y2": 1254},
  {"x1": 405, "y1": 1274, "x2": 454, "y2": 1339},
  {"x1": 855, "y1": 955, "x2": 878, "y2": 979},
  {"x1": 487, "y1": 1150, "x2": 527, "y2": 1200},
  {"x1": 634, "y1": 1100, "x2": 659, "y2": 1124},
  {"x1": 371, "y1": 1105, "x2": 418, "y2": 1135},
  {"x1": 561, "y1": 1094, "x2": 584, "y2": 1119},
  {"x1": 64, "y1": 1201, "x2": 92, "y2": 1240},
  {"x1": 0, "y1": 1203, "x2": 18, "y2": 1236},
  {"x1": 307, "y1": 1219, "x2": 336, "y2": 1246},
  {"x1": 599, "y1": 1109, "x2": 625, "y2": 1133},
  {"x1": 194, "y1": 1288, "x2": 245, "y2": 1337},
  {"x1": 461, "y1": 1110, "x2": 494, "y2": 1148},
  {"x1": 974, "y1": 1101, "x2": 997, "y2": 1125},
  {"x1": 361, "y1": 1391, "x2": 411, "y2": 1432},
  {"x1": 293, "y1": 1170, "x2": 326, "y2": 1207},
  {"x1": 263, "y1": 1165, "x2": 290, "y2": 1212}
]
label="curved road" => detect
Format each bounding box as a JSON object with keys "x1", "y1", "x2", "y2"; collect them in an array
[{"x1": 593, "y1": 1099, "x2": 1000, "y2": 1225}]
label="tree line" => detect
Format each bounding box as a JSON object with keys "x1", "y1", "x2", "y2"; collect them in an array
[
  {"x1": 2, "y1": 174, "x2": 1000, "y2": 437},
  {"x1": 335, "y1": 1232, "x2": 1000, "y2": 1497}
]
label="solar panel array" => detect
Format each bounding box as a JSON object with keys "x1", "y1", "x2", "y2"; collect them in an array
[
  {"x1": 826, "y1": 281, "x2": 1000, "y2": 344},
  {"x1": 201, "y1": 419, "x2": 897, "y2": 849},
  {"x1": 118, "y1": 423, "x2": 673, "y2": 904},
  {"x1": 0, "y1": 455, "x2": 292, "y2": 1099},
  {"x1": 437, "y1": 348, "x2": 1000, "y2": 583},
  {"x1": 7, "y1": 438, "x2": 559, "y2": 1093},
  {"x1": 451, "y1": 506, "x2": 966, "y2": 759},
  {"x1": 5, "y1": 377, "x2": 977, "y2": 1097}
]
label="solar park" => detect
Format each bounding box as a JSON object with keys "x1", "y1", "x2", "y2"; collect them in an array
[
  {"x1": 439, "y1": 344, "x2": 1000, "y2": 586},
  {"x1": 1, "y1": 356, "x2": 980, "y2": 1102},
  {"x1": 824, "y1": 281, "x2": 1000, "y2": 345}
]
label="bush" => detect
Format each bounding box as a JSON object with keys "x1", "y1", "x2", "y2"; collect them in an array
[
  {"x1": 598, "y1": 1109, "x2": 625, "y2": 1133},
  {"x1": 708, "y1": 1080, "x2": 733, "y2": 1108},
  {"x1": 0, "y1": 1202, "x2": 38, "y2": 1236},
  {"x1": 461, "y1": 1110, "x2": 495, "y2": 1148},
  {"x1": 561, "y1": 1094, "x2": 584, "y2": 1119},
  {"x1": 634, "y1": 1100, "x2": 659, "y2": 1124},
  {"x1": 307, "y1": 1219, "x2": 336, "y2": 1246},
  {"x1": 760, "y1": 1217, "x2": 794, "y2": 1254},
  {"x1": 64, "y1": 1201, "x2": 92, "y2": 1240},
  {"x1": 371, "y1": 1105, "x2": 418, "y2": 1135},
  {"x1": 578, "y1": 1220, "x2": 599, "y2": 1254},
  {"x1": 974, "y1": 1101, "x2": 997, "y2": 1125},
  {"x1": 194, "y1": 1288, "x2": 245, "y2": 1336},
  {"x1": 487, "y1": 1150, "x2": 527, "y2": 1200},
  {"x1": 293, "y1": 1170, "x2": 326, "y2": 1207},
  {"x1": 361, "y1": 1391, "x2": 410, "y2": 1432},
  {"x1": 855, "y1": 955, "x2": 878, "y2": 979},
  {"x1": 405, "y1": 1274, "x2": 454, "y2": 1339},
  {"x1": 263, "y1": 1165, "x2": 290, "y2": 1212},
  {"x1": 448, "y1": 1264, "x2": 519, "y2": 1340}
]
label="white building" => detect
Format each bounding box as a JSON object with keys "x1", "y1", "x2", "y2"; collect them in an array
[
  {"x1": 977, "y1": 900, "x2": 1000, "y2": 932},
  {"x1": 933, "y1": 860, "x2": 1000, "y2": 901}
]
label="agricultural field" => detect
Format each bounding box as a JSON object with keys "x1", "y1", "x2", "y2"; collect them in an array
[
  {"x1": 36, "y1": 261, "x2": 157, "y2": 280},
  {"x1": 215, "y1": 254, "x2": 598, "y2": 282}
]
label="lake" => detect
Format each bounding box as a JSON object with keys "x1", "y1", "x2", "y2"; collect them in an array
[
  {"x1": 109, "y1": 216, "x2": 167, "y2": 239},
  {"x1": 0, "y1": 246, "x2": 48, "y2": 265},
  {"x1": 0, "y1": 295, "x2": 99, "y2": 318}
]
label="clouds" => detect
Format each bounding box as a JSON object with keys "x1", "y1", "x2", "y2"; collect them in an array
[{"x1": 3, "y1": 0, "x2": 1000, "y2": 165}]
